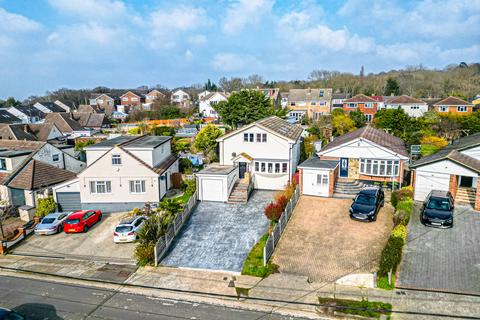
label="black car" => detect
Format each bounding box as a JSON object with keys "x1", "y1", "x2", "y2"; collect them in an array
[
  {"x1": 421, "y1": 190, "x2": 454, "y2": 228},
  {"x1": 349, "y1": 186, "x2": 384, "y2": 222},
  {"x1": 0, "y1": 307, "x2": 25, "y2": 319}
]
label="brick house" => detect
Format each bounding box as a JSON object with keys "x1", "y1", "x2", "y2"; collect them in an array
[
  {"x1": 120, "y1": 91, "x2": 145, "y2": 106},
  {"x1": 342, "y1": 94, "x2": 379, "y2": 122},
  {"x1": 145, "y1": 89, "x2": 166, "y2": 104},
  {"x1": 433, "y1": 96, "x2": 474, "y2": 114}
]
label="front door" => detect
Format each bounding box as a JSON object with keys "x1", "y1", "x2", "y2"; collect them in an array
[
  {"x1": 459, "y1": 176, "x2": 473, "y2": 188},
  {"x1": 239, "y1": 162, "x2": 247, "y2": 179},
  {"x1": 340, "y1": 158, "x2": 349, "y2": 177}
]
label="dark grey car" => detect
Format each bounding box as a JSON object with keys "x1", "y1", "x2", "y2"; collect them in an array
[{"x1": 421, "y1": 190, "x2": 454, "y2": 228}]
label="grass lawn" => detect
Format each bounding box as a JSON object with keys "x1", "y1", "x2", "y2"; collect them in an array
[
  {"x1": 318, "y1": 297, "x2": 392, "y2": 319},
  {"x1": 377, "y1": 274, "x2": 395, "y2": 290},
  {"x1": 241, "y1": 233, "x2": 278, "y2": 278}
]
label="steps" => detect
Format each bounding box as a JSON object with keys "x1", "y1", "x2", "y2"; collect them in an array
[
  {"x1": 227, "y1": 182, "x2": 249, "y2": 203},
  {"x1": 333, "y1": 179, "x2": 364, "y2": 198},
  {"x1": 455, "y1": 187, "x2": 476, "y2": 206}
]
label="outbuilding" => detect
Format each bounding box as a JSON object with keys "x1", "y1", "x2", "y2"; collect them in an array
[
  {"x1": 195, "y1": 164, "x2": 239, "y2": 202},
  {"x1": 298, "y1": 158, "x2": 339, "y2": 197}
]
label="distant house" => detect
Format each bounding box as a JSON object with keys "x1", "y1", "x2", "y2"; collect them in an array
[
  {"x1": 342, "y1": 94, "x2": 379, "y2": 122},
  {"x1": 199, "y1": 92, "x2": 228, "y2": 118},
  {"x1": 331, "y1": 93, "x2": 350, "y2": 110},
  {"x1": 34, "y1": 102, "x2": 68, "y2": 114},
  {"x1": 433, "y1": 96, "x2": 474, "y2": 114},
  {"x1": 7, "y1": 105, "x2": 45, "y2": 124},
  {"x1": 145, "y1": 89, "x2": 166, "y2": 104},
  {"x1": 120, "y1": 91, "x2": 144, "y2": 107},
  {"x1": 171, "y1": 89, "x2": 191, "y2": 104},
  {"x1": 89, "y1": 94, "x2": 117, "y2": 109},
  {"x1": 384, "y1": 95, "x2": 429, "y2": 117},
  {"x1": 0, "y1": 123, "x2": 63, "y2": 141},
  {"x1": 252, "y1": 88, "x2": 282, "y2": 108},
  {"x1": 111, "y1": 111, "x2": 128, "y2": 121},
  {"x1": 287, "y1": 88, "x2": 333, "y2": 121},
  {"x1": 0, "y1": 110, "x2": 22, "y2": 124},
  {"x1": 72, "y1": 135, "x2": 179, "y2": 211},
  {"x1": 54, "y1": 100, "x2": 75, "y2": 112},
  {"x1": 71, "y1": 112, "x2": 108, "y2": 130},
  {"x1": 198, "y1": 90, "x2": 211, "y2": 100},
  {"x1": 44, "y1": 113, "x2": 84, "y2": 134}
]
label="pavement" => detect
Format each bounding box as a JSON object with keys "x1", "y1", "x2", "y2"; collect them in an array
[
  {"x1": 161, "y1": 190, "x2": 274, "y2": 272},
  {"x1": 272, "y1": 196, "x2": 394, "y2": 282},
  {"x1": 398, "y1": 204, "x2": 480, "y2": 294},
  {"x1": 12, "y1": 212, "x2": 136, "y2": 264}
]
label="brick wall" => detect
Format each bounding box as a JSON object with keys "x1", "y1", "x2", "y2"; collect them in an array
[
  {"x1": 449, "y1": 174, "x2": 458, "y2": 198},
  {"x1": 328, "y1": 166, "x2": 339, "y2": 197},
  {"x1": 475, "y1": 179, "x2": 480, "y2": 211}
]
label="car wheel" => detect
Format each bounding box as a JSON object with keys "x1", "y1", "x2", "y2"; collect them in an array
[
  {"x1": 56, "y1": 226, "x2": 61, "y2": 234},
  {"x1": 84, "y1": 225, "x2": 89, "y2": 233},
  {"x1": 98, "y1": 214, "x2": 102, "y2": 221}
]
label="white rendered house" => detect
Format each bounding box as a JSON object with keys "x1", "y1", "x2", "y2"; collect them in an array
[
  {"x1": 198, "y1": 92, "x2": 228, "y2": 118},
  {"x1": 384, "y1": 95, "x2": 428, "y2": 117}
]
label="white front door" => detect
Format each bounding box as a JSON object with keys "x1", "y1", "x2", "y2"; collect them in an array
[{"x1": 303, "y1": 171, "x2": 329, "y2": 197}]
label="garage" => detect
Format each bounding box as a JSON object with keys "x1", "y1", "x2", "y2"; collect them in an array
[
  {"x1": 298, "y1": 158, "x2": 339, "y2": 198},
  {"x1": 413, "y1": 172, "x2": 450, "y2": 201},
  {"x1": 195, "y1": 164, "x2": 238, "y2": 202},
  {"x1": 53, "y1": 179, "x2": 81, "y2": 211}
]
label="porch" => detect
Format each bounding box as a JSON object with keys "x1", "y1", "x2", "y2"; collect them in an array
[{"x1": 450, "y1": 175, "x2": 478, "y2": 208}]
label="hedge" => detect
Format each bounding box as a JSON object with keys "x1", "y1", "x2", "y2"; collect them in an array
[
  {"x1": 378, "y1": 224, "x2": 407, "y2": 277},
  {"x1": 390, "y1": 186, "x2": 413, "y2": 208}
]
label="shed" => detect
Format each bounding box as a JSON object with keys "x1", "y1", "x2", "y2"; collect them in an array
[
  {"x1": 298, "y1": 158, "x2": 339, "y2": 197},
  {"x1": 195, "y1": 164, "x2": 238, "y2": 202}
]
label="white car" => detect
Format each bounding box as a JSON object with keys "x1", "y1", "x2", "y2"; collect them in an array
[{"x1": 113, "y1": 216, "x2": 147, "y2": 243}]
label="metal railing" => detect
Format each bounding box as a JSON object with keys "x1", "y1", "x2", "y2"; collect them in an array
[
  {"x1": 263, "y1": 185, "x2": 300, "y2": 266},
  {"x1": 154, "y1": 191, "x2": 198, "y2": 266}
]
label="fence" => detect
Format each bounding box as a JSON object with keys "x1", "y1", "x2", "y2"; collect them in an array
[
  {"x1": 263, "y1": 185, "x2": 300, "y2": 266},
  {"x1": 154, "y1": 191, "x2": 198, "y2": 266}
]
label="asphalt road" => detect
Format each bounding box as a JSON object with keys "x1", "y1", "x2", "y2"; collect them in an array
[{"x1": 0, "y1": 276, "x2": 309, "y2": 320}]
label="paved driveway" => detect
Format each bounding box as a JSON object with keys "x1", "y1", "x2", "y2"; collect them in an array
[
  {"x1": 398, "y1": 204, "x2": 480, "y2": 293},
  {"x1": 13, "y1": 213, "x2": 136, "y2": 264},
  {"x1": 272, "y1": 196, "x2": 393, "y2": 282},
  {"x1": 162, "y1": 190, "x2": 274, "y2": 272}
]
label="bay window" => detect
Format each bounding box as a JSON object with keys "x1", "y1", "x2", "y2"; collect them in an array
[
  {"x1": 253, "y1": 161, "x2": 289, "y2": 174},
  {"x1": 359, "y1": 159, "x2": 400, "y2": 176}
]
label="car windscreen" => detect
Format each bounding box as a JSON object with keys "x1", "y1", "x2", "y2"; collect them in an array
[
  {"x1": 355, "y1": 194, "x2": 375, "y2": 206},
  {"x1": 41, "y1": 218, "x2": 56, "y2": 224},
  {"x1": 65, "y1": 218, "x2": 80, "y2": 224},
  {"x1": 115, "y1": 226, "x2": 133, "y2": 233},
  {"x1": 426, "y1": 197, "x2": 451, "y2": 211}
]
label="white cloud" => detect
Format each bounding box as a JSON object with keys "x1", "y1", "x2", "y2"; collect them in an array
[
  {"x1": 47, "y1": 22, "x2": 122, "y2": 46},
  {"x1": 222, "y1": 0, "x2": 274, "y2": 35},
  {"x1": 0, "y1": 8, "x2": 41, "y2": 33},
  {"x1": 150, "y1": 6, "x2": 208, "y2": 33},
  {"x1": 211, "y1": 53, "x2": 260, "y2": 72},
  {"x1": 439, "y1": 44, "x2": 480, "y2": 62},
  {"x1": 187, "y1": 34, "x2": 208, "y2": 46},
  {"x1": 184, "y1": 49, "x2": 194, "y2": 61},
  {"x1": 48, "y1": 0, "x2": 130, "y2": 22}
]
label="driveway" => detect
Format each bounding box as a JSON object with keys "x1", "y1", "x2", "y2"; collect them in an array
[
  {"x1": 398, "y1": 204, "x2": 480, "y2": 293},
  {"x1": 161, "y1": 190, "x2": 274, "y2": 272},
  {"x1": 13, "y1": 213, "x2": 136, "y2": 264},
  {"x1": 272, "y1": 196, "x2": 393, "y2": 282}
]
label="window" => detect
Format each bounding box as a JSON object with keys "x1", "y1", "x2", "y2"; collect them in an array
[
  {"x1": 268, "y1": 163, "x2": 273, "y2": 173},
  {"x1": 275, "y1": 163, "x2": 280, "y2": 173},
  {"x1": 90, "y1": 181, "x2": 112, "y2": 194},
  {"x1": 129, "y1": 180, "x2": 146, "y2": 194},
  {"x1": 365, "y1": 114, "x2": 373, "y2": 122},
  {"x1": 457, "y1": 106, "x2": 467, "y2": 112},
  {"x1": 411, "y1": 105, "x2": 419, "y2": 110},
  {"x1": 322, "y1": 174, "x2": 328, "y2": 185},
  {"x1": 359, "y1": 159, "x2": 400, "y2": 177},
  {"x1": 249, "y1": 133, "x2": 254, "y2": 142},
  {"x1": 0, "y1": 158, "x2": 6, "y2": 170},
  {"x1": 122, "y1": 97, "x2": 128, "y2": 101},
  {"x1": 131, "y1": 97, "x2": 138, "y2": 102},
  {"x1": 282, "y1": 163, "x2": 288, "y2": 173},
  {"x1": 52, "y1": 154, "x2": 60, "y2": 162},
  {"x1": 256, "y1": 133, "x2": 261, "y2": 142},
  {"x1": 112, "y1": 154, "x2": 121, "y2": 165},
  {"x1": 319, "y1": 90, "x2": 324, "y2": 97},
  {"x1": 439, "y1": 106, "x2": 448, "y2": 112},
  {"x1": 255, "y1": 161, "x2": 259, "y2": 171},
  {"x1": 348, "y1": 103, "x2": 356, "y2": 108},
  {"x1": 290, "y1": 102, "x2": 296, "y2": 106},
  {"x1": 261, "y1": 162, "x2": 266, "y2": 172},
  {"x1": 262, "y1": 133, "x2": 267, "y2": 142},
  {"x1": 244, "y1": 133, "x2": 249, "y2": 142},
  {"x1": 310, "y1": 101, "x2": 316, "y2": 106},
  {"x1": 364, "y1": 103, "x2": 372, "y2": 108}
]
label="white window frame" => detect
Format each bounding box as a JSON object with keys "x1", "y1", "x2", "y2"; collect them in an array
[
  {"x1": 364, "y1": 103, "x2": 373, "y2": 108},
  {"x1": 90, "y1": 181, "x2": 112, "y2": 194},
  {"x1": 112, "y1": 154, "x2": 122, "y2": 165},
  {"x1": 129, "y1": 180, "x2": 146, "y2": 194},
  {"x1": 348, "y1": 103, "x2": 356, "y2": 108},
  {"x1": 439, "y1": 106, "x2": 448, "y2": 112},
  {"x1": 254, "y1": 161, "x2": 289, "y2": 174},
  {"x1": 457, "y1": 106, "x2": 467, "y2": 112},
  {"x1": 0, "y1": 158, "x2": 6, "y2": 171},
  {"x1": 52, "y1": 154, "x2": 60, "y2": 162},
  {"x1": 359, "y1": 159, "x2": 399, "y2": 177}
]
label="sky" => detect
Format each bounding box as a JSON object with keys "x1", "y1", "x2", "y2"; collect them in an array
[{"x1": 0, "y1": 0, "x2": 479, "y2": 99}]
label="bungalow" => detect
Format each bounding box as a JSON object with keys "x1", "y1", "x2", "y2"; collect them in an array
[
  {"x1": 309, "y1": 126, "x2": 408, "y2": 196},
  {"x1": 411, "y1": 133, "x2": 480, "y2": 210},
  {"x1": 7, "y1": 105, "x2": 45, "y2": 124},
  {"x1": 73, "y1": 135, "x2": 179, "y2": 212},
  {"x1": 199, "y1": 92, "x2": 228, "y2": 118},
  {"x1": 342, "y1": 94, "x2": 379, "y2": 122},
  {"x1": 384, "y1": 95, "x2": 429, "y2": 117},
  {"x1": 196, "y1": 116, "x2": 303, "y2": 203},
  {"x1": 433, "y1": 96, "x2": 474, "y2": 114},
  {"x1": 0, "y1": 123, "x2": 63, "y2": 141}
]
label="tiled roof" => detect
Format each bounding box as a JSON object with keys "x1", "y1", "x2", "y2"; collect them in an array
[
  {"x1": 332, "y1": 93, "x2": 350, "y2": 100},
  {"x1": 71, "y1": 112, "x2": 106, "y2": 128},
  {"x1": 7, "y1": 160, "x2": 76, "y2": 190},
  {"x1": 45, "y1": 113, "x2": 83, "y2": 133},
  {"x1": 386, "y1": 95, "x2": 426, "y2": 105},
  {"x1": 199, "y1": 92, "x2": 229, "y2": 101},
  {"x1": 320, "y1": 126, "x2": 408, "y2": 157},
  {"x1": 15, "y1": 105, "x2": 44, "y2": 117},
  {"x1": 343, "y1": 94, "x2": 377, "y2": 103},
  {"x1": 0, "y1": 140, "x2": 44, "y2": 151},
  {"x1": 433, "y1": 96, "x2": 472, "y2": 106},
  {"x1": 152, "y1": 154, "x2": 179, "y2": 175},
  {"x1": 298, "y1": 158, "x2": 339, "y2": 169},
  {"x1": 288, "y1": 88, "x2": 332, "y2": 102},
  {"x1": 256, "y1": 116, "x2": 303, "y2": 141},
  {"x1": 38, "y1": 102, "x2": 66, "y2": 113}
]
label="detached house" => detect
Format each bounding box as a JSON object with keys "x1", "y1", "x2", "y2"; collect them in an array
[
  {"x1": 433, "y1": 96, "x2": 474, "y2": 114},
  {"x1": 34, "y1": 102, "x2": 68, "y2": 114},
  {"x1": 0, "y1": 110, "x2": 21, "y2": 124},
  {"x1": 120, "y1": 91, "x2": 145, "y2": 107},
  {"x1": 385, "y1": 95, "x2": 429, "y2": 117},
  {"x1": 196, "y1": 117, "x2": 303, "y2": 203},
  {"x1": 71, "y1": 135, "x2": 179, "y2": 211},
  {"x1": 145, "y1": 89, "x2": 166, "y2": 104},
  {"x1": 89, "y1": 94, "x2": 117, "y2": 109},
  {"x1": 171, "y1": 89, "x2": 191, "y2": 104},
  {"x1": 287, "y1": 88, "x2": 333, "y2": 121},
  {"x1": 411, "y1": 133, "x2": 480, "y2": 210},
  {"x1": 342, "y1": 94, "x2": 379, "y2": 122},
  {"x1": 199, "y1": 92, "x2": 228, "y2": 118}
]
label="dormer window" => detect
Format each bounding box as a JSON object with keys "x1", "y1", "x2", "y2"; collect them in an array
[
  {"x1": 112, "y1": 154, "x2": 122, "y2": 165},
  {"x1": 0, "y1": 159, "x2": 6, "y2": 171}
]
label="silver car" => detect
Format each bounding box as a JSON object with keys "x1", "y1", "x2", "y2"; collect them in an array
[{"x1": 35, "y1": 212, "x2": 72, "y2": 235}]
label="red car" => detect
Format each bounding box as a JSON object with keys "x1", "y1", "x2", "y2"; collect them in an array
[{"x1": 63, "y1": 210, "x2": 102, "y2": 233}]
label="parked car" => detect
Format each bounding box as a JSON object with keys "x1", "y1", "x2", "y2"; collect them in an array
[
  {"x1": 63, "y1": 210, "x2": 102, "y2": 233},
  {"x1": 421, "y1": 190, "x2": 454, "y2": 228},
  {"x1": 35, "y1": 212, "x2": 72, "y2": 235},
  {"x1": 114, "y1": 216, "x2": 147, "y2": 243},
  {"x1": 0, "y1": 307, "x2": 25, "y2": 319},
  {"x1": 349, "y1": 186, "x2": 384, "y2": 222}
]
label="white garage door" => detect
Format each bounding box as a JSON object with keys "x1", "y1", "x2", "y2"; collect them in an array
[
  {"x1": 302, "y1": 171, "x2": 329, "y2": 197},
  {"x1": 201, "y1": 178, "x2": 224, "y2": 202},
  {"x1": 414, "y1": 172, "x2": 450, "y2": 201}
]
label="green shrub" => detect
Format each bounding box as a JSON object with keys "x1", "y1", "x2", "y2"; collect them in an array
[
  {"x1": 134, "y1": 242, "x2": 155, "y2": 266},
  {"x1": 318, "y1": 297, "x2": 392, "y2": 319},
  {"x1": 391, "y1": 186, "x2": 413, "y2": 208},
  {"x1": 390, "y1": 190, "x2": 399, "y2": 208},
  {"x1": 378, "y1": 225, "x2": 407, "y2": 276},
  {"x1": 36, "y1": 197, "x2": 57, "y2": 218},
  {"x1": 393, "y1": 209, "x2": 410, "y2": 226},
  {"x1": 181, "y1": 178, "x2": 196, "y2": 196},
  {"x1": 179, "y1": 158, "x2": 193, "y2": 173}
]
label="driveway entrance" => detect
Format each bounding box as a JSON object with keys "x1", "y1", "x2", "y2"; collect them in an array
[{"x1": 161, "y1": 190, "x2": 273, "y2": 272}]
